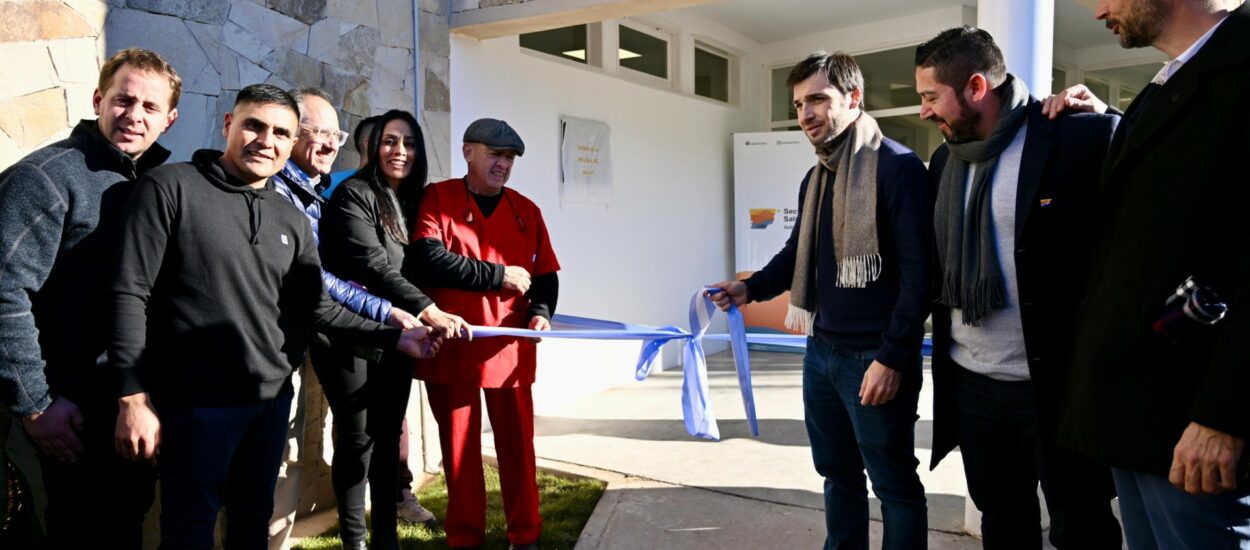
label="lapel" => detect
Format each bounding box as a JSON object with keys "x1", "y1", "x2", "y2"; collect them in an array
[
  {"x1": 1105, "y1": 4, "x2": 1250, "y2": 184},
  {"x1": 1014, "y1": 103, "x2": 1051, "y2": 241},
  {"x1": 1106, "y1": 77, "x2": 1197, "y2": 179}
]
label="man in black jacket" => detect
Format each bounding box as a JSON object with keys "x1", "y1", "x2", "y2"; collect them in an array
[
  {"x1": 915, "y1": 27, "x2": 1121, "y2": 549},
  {"x1": 0, "y1": 48, "x2": 180, "y2": 548},
  {"x1": 709, "y1": 52, "x2": 930, "y2": 549},
  {"x1": 1042, "y1": 0, "x2": 1250, "y2": 546},
  {"x1": 110, "y1": 84, "x2": 438, "y2": 549}
]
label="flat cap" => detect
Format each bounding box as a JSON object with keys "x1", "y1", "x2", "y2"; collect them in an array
[{"x1": 463, "y1": 118, "x2": 525, "y2": 156}]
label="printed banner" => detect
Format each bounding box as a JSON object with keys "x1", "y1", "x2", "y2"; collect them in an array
[{"x1": 732, "y1": 131, "x2": 813, "y2": 337}]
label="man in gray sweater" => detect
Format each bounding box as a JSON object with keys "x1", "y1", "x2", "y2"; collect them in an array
[{"x1": 0, "y1": 48, "x2": 180, "y2": 547}]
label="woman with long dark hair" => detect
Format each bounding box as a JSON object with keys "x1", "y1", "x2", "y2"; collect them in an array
[{"x1": 318, "y1": 109, "x2": 468, "y2": 549}]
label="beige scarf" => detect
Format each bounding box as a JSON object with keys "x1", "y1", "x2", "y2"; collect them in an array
[{"x1": 786, "y1": 113, "x2": 883, "y2": 335}]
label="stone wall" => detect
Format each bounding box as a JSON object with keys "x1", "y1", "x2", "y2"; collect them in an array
[
  {"x1": 0, "y1": 0, "x2": 436, "y2": 172},
  {"x1": 0, "y1": 0, "x2": 108, "y2": 169},
  {"x1": 452, "y1": 0, "x2": 536, "y2": 11},
  {"x1": 99, "y1": 0, "x2": 423, "y2": 168},
  {"x1": 419, "y1": 0, "x2": 451, "y2": 180}
]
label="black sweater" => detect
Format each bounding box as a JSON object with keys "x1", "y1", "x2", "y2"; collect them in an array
[
  {"x1": 320, "y1": 177, "x2": 435, "y2": 314},
  {"x1": 111, "y1": 150, "x2": 399, "y2": 405},
  {"x1": 744, "y1": 138, "x2": 932, "y2": 371}
]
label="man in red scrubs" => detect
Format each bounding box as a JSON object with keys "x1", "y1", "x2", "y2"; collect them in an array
[{"x1": 409, "y1": 119, "x2": 559, "y2": 550}]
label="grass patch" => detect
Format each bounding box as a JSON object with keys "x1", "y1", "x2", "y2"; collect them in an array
[{"x1": 294, "y1": 465, "x2": 605, "y2": 550}]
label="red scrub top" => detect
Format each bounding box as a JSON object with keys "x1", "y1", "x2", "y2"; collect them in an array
[{"x1": 412, "y1": 178, "x2": 560, "y2": 387}]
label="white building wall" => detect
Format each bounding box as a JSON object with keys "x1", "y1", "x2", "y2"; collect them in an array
[
  {"x1": 450, "y1": 23, "x2": 762, "y2": 413},
  {"x1": 760, "y1": 6, "x2": 972, "y2": 68}
]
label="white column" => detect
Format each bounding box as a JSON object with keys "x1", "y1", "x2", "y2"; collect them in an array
[{"x1": 977, "y1": 0, "x2": 1055, "y2": 95}]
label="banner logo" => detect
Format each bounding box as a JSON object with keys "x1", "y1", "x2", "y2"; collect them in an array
[{"x1": 749, "y1": 208, "x2": 779, "y2": 229}]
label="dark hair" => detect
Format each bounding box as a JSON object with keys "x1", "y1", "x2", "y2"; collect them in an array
[
  {"x1": 234, "y1": 84, "x2": 300, "y2": 119},
  {"x1": 785, "y1": 51, "x2": 864, "y2": 94},
  {"x1": 99, "y1": 48, "x2": 183, "y2": 110},
  {"x1": 354, "y1": 115, "x2": 381, "y2": 155},
  {"x1": 355, "y1": 110, "x2": 427, "y2": 245},
  {"x1": 915, "y1": 26, "x2": 1006, "y2": 91},
  {"x1": 288, "y1": 87, "x2": 333, "y2": 120}
]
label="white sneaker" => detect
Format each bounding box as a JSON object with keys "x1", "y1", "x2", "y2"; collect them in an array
[{"x1": 398, "y1": 496, "x2": 438, "y2": 528}]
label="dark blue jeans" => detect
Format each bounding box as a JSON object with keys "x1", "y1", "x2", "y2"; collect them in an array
[
  {"x1": 802, "y1": 336, "x2": 927, "y2": 549},
  {"x1": 157, "y1": 394, "x2": 293, "y2": 550},
  {"x1": 1113, "y1": 467, "x2": 1250, "y2": 549}
]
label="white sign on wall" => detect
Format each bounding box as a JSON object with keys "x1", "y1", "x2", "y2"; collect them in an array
[
  {"x1": 733, "y1": 131, "x2": 816, "y2": 337},
  {"x1": 732, "y1": 131, "x2": 814, "y2": 272},
  {"x1": 560, "y1": 116, "x2": 612, "y2": 205}
]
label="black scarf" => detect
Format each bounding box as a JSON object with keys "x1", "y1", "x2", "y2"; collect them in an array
[{"x1": 934, "y1": 74, "x2": 1030, "y2": 325}]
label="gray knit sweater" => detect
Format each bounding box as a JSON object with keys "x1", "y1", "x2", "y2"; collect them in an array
[{"x1": 0, "y1": 120, "x2": 169, "y2": 416}]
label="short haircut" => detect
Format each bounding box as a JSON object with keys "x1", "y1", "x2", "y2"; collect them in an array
[
  {"x1": 234, "y1": 84, "x2": 300, "y2": 119},
  {"x1": 354, "y1": 115, "x2": 381, "y2": 154},
  {"x1": 288, "y1": 87, "x2": 333, "y2": 121},
  {"x1": 98, "y1": 48, "x2": 183, "y2": 109},
  {"x1": 785, "y1": 51, "x2": 864, "y2": 95},
  {"x1": 915, "y1": 26, "x2": 1007, "y2": 90}
]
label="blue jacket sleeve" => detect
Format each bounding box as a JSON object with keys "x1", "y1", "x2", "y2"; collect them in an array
[{"x1": 321, "y1": 268, "x2": 392, "y2": 324}]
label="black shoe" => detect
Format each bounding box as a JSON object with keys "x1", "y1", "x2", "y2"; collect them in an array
[{"x1": 370, "y1": 536, "x2": 399, "y2": 550}]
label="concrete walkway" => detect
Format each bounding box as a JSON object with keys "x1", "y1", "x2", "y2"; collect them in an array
[{"x1": 483, "y1": 350, "x2": 1017, "y2": 549}]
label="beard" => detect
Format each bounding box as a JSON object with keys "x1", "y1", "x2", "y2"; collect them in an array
[
  {"x1": 937, "y1": 94, "x2": 983, "y2": 144},
  {"x1": 1110, "y1": 0, "x2": 1170, "y2": 49}
]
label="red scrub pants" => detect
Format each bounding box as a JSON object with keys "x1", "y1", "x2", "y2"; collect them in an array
[{"x1": 426, "y1": 382, "x2": 542, "y2": 547}]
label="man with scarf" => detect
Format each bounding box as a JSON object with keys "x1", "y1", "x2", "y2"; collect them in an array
[
  {"x1": 915, "y1": 27, "x2": 1121, "y2": 549},
  {"x1": 710, "y1": 51, "x2": 930, "y2": 549}
]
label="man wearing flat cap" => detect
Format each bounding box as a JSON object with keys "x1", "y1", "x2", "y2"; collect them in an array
[{"x1": 406, "y1": 118, "x2": 559, "y2": 550}]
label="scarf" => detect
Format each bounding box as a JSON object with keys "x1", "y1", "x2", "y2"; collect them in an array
[
  {"x1": 786, "y1": 113, "x2": 884, "y2": 335},
  {"x1": 934, "y1": 73, "x2": 1030, "y2": 325}
]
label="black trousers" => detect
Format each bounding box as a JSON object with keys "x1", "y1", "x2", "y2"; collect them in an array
[
  {"x1": 953, "y1": 365, "x2": 1122, "y2": 549},
  {"x1": 310, "y1": 337, "x2": 412, "y2": 548},
  {"x1": 40, "y1": 394, "x2": 157, "y2": 550}
]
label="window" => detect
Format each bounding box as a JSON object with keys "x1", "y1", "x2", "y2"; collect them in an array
[
  {"x1": 619, "y1": 24, "x2": 668, "y2": 80},
  {"x1": 856, "y1": 47, "x2": 922, "y2": 111},
  {"x1": 694, "y1": 44, "x2": 730, "y2": 102},
  {"x1": 520, "y1": 25, "x2": 589, "y2": 64},
  {"x1": 771, "y1": 45, "x2": 920, "y2": 128},
  {"x1": 1052, "y1": 67, "x2": 1068, "y2": 95},
  {"x1": 771, "y1": 66, "x2": 797, "y2": 123},
  {"x1": 878, "y1": 114, "x2": 944, "y2": 162},
  {"x1": 1083, "y1": 62, "x2": 1160, "y2": 111}
]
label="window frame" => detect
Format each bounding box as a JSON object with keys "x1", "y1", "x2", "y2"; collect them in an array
[
  {"x1": 616, "y1": 19, "x2": 674, "y2": 86},
  {"x1": 518, "y1": 23, "x2": 602, "y2": 69},
  {"x1": 693, "y1": 40, "x2": 734, "y2": 104}
]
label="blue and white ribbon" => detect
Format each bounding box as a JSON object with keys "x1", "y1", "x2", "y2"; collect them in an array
[{"x1": 470, "y1": 288, "x2": 774, "y2": 441}]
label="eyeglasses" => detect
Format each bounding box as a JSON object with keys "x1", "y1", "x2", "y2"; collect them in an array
[{"x1": 300, "y1": 124, "x2": 349, "y2": 146}]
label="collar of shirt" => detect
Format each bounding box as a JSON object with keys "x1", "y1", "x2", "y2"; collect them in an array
[
  {"x1": 1152, "y1": 13, "x2": 1229, "y2": 85},
  {"x1": 277, "y1": 161, "x2": 325, "y2": 202}
]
